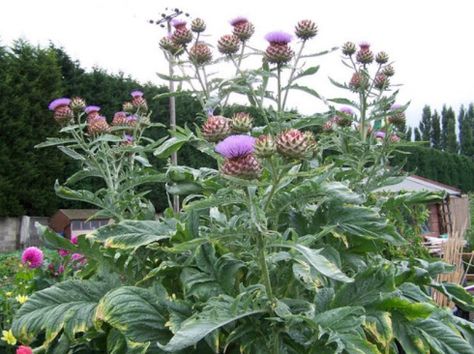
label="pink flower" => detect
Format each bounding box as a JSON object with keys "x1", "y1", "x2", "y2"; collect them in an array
[
  {"x1": 70, "y1": 235, "x2": 78, "y2": 245},
  {"x1": 71, "y1": 253, "x2": 85, "y2": 261},
  {"x1": 58, "y1": 249, "x2": 69, "y2": 257},
  {"x1": 21, "y1": 247, "x2": 43, "y2": 269},
  {"x1": 58, "y1": 264, "x2": 65, "y2": 274},
  {"x1": 16, "y1": 346, "x2": 33, "y2": 354}
]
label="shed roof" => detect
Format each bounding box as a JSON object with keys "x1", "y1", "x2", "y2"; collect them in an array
[
  {"x1": 56, "y1": 209, "x2": 102, "y2": 220},
  {"x1": 376, "y1": 175, "x2": 461, "y2": 196}
]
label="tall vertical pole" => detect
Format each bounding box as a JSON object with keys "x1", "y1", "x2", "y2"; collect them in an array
[{"x1": 167, "y1": 21, "x2": 179, "y2": 213}]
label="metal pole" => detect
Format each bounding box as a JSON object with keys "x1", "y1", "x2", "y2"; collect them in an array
[{"x1": 167, "y1": 21, "x2": 180, "y2": 213}]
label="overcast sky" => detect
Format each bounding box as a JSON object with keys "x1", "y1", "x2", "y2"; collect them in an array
[{"x1": 2, "y1": 0, "x2": 474, "y2": 128}]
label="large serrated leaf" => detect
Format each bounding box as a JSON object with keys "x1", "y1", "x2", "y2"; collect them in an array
[
  {"x1": 12, "y1": 280, "x2": 112, "y2": 344},
  {"x1": 88, "y1": 220, "x2": 176, "y2": 249},
  {"x1": 157, "y1": 295, "x2": 265, "y2": 352},
  {"x1": 96, "y1": 286, "x2": 169, "y2": 343}
]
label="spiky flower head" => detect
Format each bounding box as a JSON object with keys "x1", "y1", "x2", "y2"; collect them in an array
[
  {"x1": 388, "y1": 104, "x2": 406, "y2": 127},
  {"x1": 333, "y1": 107, "x2": 354, "y2": 127},
  {"x1": 202, "y1": 115, "x2": 231, "y2": 142},
  {"x1": 303, "y1": 131, "x2": 317, "y2": 152},
  {"x1": 215, "y1": 135, "x2": 255, "y2": 159},
  {"x1": 230, "y1": 17, "x2": 255, "y2": 41},
  {"x1": 87, "y1": 116, "x2": 110, "y2": 135},
  {"x1": 21, "y1": 247, "x2": 44, "y2": 269},
  {"x1": 171, "y1": 18, "x2": 187, "y2": 29},
  {"x1": 356, "y1": 42, "x2": 374, "y2": 64},
  {"x1": 160, "y1": 36, "x2": 184, "y2": 56},
  {"x1": 131, "y1": 91, "x2": 148, "y2": 112},
  {"x1": 191, "y1": 18, "x2": 206, "y2": 33},
  {"x1": 172, "y1": 27, "x2": 193, "y2": 45},
  {"x1": 382, "y1": 65, "x2": 395, "y2": 77},
  {"x1": 264, "y1": 33, "x2": 294, "y2": 65},
  {"x1": 231, "y1": 112, "x2": 253, "y2": 133},
  {"x1": 123, "y1": 101, "x2": 134, "y2": 113},
  {"x1": 349, "y1": 72, "x2": 368, "y2": 91},
  {"x1": 342, "y1": 41, "x2": 356, "y2": 56},
  {"x1": 295, "y1": 19, "x2": 318, "y2": 40},
  {"x1": 375, "y1": 51, "x2": 389, "y2": 64},
  {"x1": 254, "y1": 134, "x2": 276, "y2": 158},
  {"x1": 49, "y1": 98, "x2": 73, "y2": 124},
  {"x1": 390, "y1": 134, "x2": 401, "y2": 143},
  {"x1": 276, "y1": 129, "x2": 312, "y2": 159},
  {"x1": 189, "y1": 43, "x2": 213, "y2": 65},
  {"x1": 221, "y1": 155, "x2": 261, "y2": 179},
  {"x1": 218, "y1": 34, "x2": 241, "y2": 55},
  {"x1": 374, "y1": 73, "x2": 389, "y2": 90},
  {"x1": 126, "y1": 115, "x2": 138, "y2": 127},
  {"x1": 70, "y1": 97, "x2": 86, "y2": 112},
  {"x1": 112, "y1": 111, "x2": 128, "y2": 126},
  {"x1": 322, "y1": 119, "x2": 334, "y2": 132}
]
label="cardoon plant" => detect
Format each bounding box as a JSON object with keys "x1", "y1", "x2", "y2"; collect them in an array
[{"x1": 11, "y1": 15, "x2": 474, "y2": 354}]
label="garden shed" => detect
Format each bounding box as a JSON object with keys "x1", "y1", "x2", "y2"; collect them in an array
[
  {"x1": 49, "y1": 209, "x2": 109, "y2": 240},
  {"x1": 378, "y1": 175, "x2": 467, "y2": 238}
]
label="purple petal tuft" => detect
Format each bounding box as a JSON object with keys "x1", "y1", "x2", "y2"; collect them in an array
[
  {"x1": 374, "y1": 131, "x2": 386, "y2": 139},
  {"x1": 340, "y1": 107, "x2": 354, "y2": 115},
  {"x1": 265, "y1": 31, "x2": 293, "y2": 44},
  {"x1": 171, "y1": 18, "x2": 187, "y2": 28},
  {"x1": 48, "y1": 98, "x2": 71, "y2": 111},
  {"x1": 85, "y1": 106, "x2": 100, "y2": 114},
  {"x1": 215, "y1": 135, "x2": 255, "y2": 159},
  {"x1": 131, "y1": 90, "x2": 143, "y2": 98},
  {"x1": 229, "y1": 16, "x2": 248, "y2": 26}
]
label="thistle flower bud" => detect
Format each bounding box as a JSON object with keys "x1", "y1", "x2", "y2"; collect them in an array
[
  {"x1": 189, "y1": 43, "x2": 213, "y2": 66},
  {"x1": 265, "y1": 44, "x2": 294, "y2": 64},
  {"x1": 160, "y1": 36, "x2": 184, "y2": 56},
  {"x1": 375, "y1": 51, "x2": 389, "y2": 64},
  {"x1": 123, "y1": 101, "x2": 134, "y2": 113},
  {"x1": 374, "y1": 73, "x2": 389, "y2": 90},
  {"x1": 191, "y1": 18, "x2": 206, "y2": 33},
  {"x1": 303, "y1": 131, "x2": 317, "y2": 152},
  {"x1": 322, "y1": 120, "x2": 334, "y2": 132},
  {"x1": 356, "y1": 43, "x2": 374, "y2": 64},
  {"x1": 342, "y1": 41, "x2": 356, "y2": 56},
  {"x1": 254, "y1": 134, "x2": 276, "y2": 158},
  {"x1": 334, "y1": 107, "x2": 354, "y2": 127},
  {"x1": 87, "y1": 116, "x2": 110, "y2": 136},
  {"x1": 112, "y1": 111, "x2": 128, "y2": 126},
  {"x1": 382, "y1": 65, "x2": 395, "y2": 77},
  {"x1": 221, "y1": 155, "x2": 261, "y2": 179},
  {"x1": 388, "y1": 104, "x2": 406, "y2": 127},
  {"x1": 231, "y1": 112, "x2": 253, "y2": 133},
  {"x1": 70, "y1": 97, "x2": 86, "y2": 112},
  {"x1": 349, "y1": 72, "x2": 368, "y2": 91},
  {"x1": 202, "y1": 115, "x2": 231, "y2": 142},
  {"x1": 172, "y1": 27, "x2": 193, "y2": 45},
  {"x1": 295, "y1": 20, "x2": 318, "y2": 40},
  {"x1": 230, "y1": 17, "x2": 255, "y2": 41},
  {"x1": 276, "y1": 129, "x2": 312, "y2": 159},
  {"x1": 218, "y1": 34, "x2": 241, "y2": 55},
  {"x1": 390, "y1": 134, "x2": 401, "y2": 143},
  {"x1": 131, "y1": 91, "x2": 148, "y2": 112}
]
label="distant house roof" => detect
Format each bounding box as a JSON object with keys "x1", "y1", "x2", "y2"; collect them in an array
[
  {"x1": 376, "y1": 175, "x2": 461, "y2": 196},
  {"x1": 56, "y1": 209, "x2": 102, "y2": 220}
]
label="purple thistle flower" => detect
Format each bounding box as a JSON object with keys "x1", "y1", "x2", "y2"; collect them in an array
[
  {"x1": 48, "y1": 98, "x2": 71, "y2": 111},
  {"x1": 123, "y1": 133, "x2": 134, "y2": 143},
  {"x1": 58, "y1": 249, "x2": 69, "y2": 257},
  {"x1": 340, "y1": 107, "x2": 354, "y2": 115},
  {"x1": 85, "y1": 105, "x2": 100, "y2": 114},
  {"x1": 171, "y1": 18, "x2": 187, "y2": 29},
  {"x1": 131, "y1": 90, "x2": 143, "y2": 98},
  {"x1": 215, "y1": 135, "x2": 255, "y2": 159},
  {"x1": 127, "y1": 115, "x2": 138, "y2": 123},
  {"x1": 21, "y1": 247, "x2": 44, "y2": 269},
  {"x1": 390, "y1": 103, "x2": 403, "y2": 111},
  {"x1": 229, "y1": 16, "x2": 248, "y2": 26},
  {"x1": 71, "y1": 253, "x2": 85, "y2": 261},
  {"x1": 265, "y1": 31, "x2": 293, "y2": 44},
  {"x1": 359, "y1": 41, "x2": 370, "y2": 50},
  {"x1": 374, "y1": 131, "x2": 386, "y2": 139},
  {"x1": 70, "y1": 235, "x2": 78, "y2": 245}
]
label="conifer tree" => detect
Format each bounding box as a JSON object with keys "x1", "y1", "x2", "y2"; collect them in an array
[
  {"x1": 419, "y1": 105, "x2": 432, "y2": 144},
  {"x1": 441, "y1": 105, "x2": 448, "y2": 150},
  {"x1": 446, "y1": 106, "x2": 458, "y2": 153},
  {"x1": 414, "y1": 128, "x2": 421, "y2": 141},
  {"x1": 431, "y1": 110, "x2": 441, "y2": 149}
]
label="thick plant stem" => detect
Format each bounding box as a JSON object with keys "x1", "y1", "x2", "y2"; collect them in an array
[
  {"x1": 277, "y1": 64, "x2": 282, "y2": 113},
  {"x1": 223, "y1": 42, "x2": 247, "y2": 107},
  {"x1": 282, "y1": 40, "x2": 306, "y2": 110},
  {"x1": 256, "y1": 232, "x2": 274, "y2": 301}
]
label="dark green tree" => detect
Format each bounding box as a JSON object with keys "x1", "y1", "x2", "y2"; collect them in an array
[
  {"x1": 419, "y1": 105, "x2": 431, "y2": 143},
  {"x1": 431, "y1": 110, "x2": 441, "y2": 149},
  {"x1": 414, "y1": 128, "x2": 421, "y2": 141},
  {"x1": 458, "y1": 105, "x2": 472, "y2": 157},
  {"x1": 405, "y1": 127, "x2": 412, "y2": 141},
  {"x1": 446, "y1": 106, "x2": 458, "y2": 153},
  {"x1": 441, "y1": 105, "x2": 448, "y2": 150}
]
